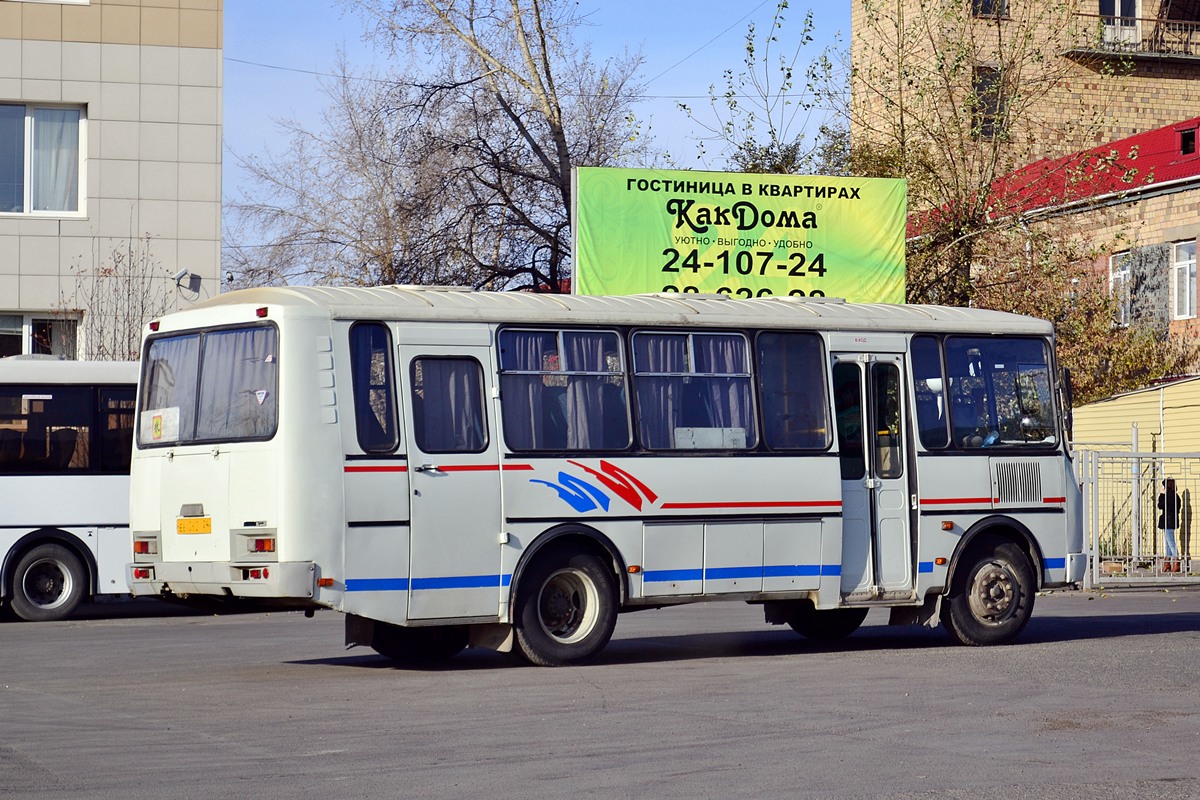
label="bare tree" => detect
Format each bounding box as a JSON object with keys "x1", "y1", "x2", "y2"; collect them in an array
[
  {"x1": 845, "y1": 0, "x2": 1136, "y2": 306},
  {"x1": 59, "y1": 235, "x2": 176, "y2": 361},
  {"x1": 678, "y1": 3, "x2": 842, "y2": 174},
  {"x1": 226, "y1": 1, "x2": 648, "y2": 291}
]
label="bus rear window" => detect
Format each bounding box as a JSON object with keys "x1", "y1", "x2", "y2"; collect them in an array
[{"x1": 139, "y1": 326, "x2": 278, "y2": 446}]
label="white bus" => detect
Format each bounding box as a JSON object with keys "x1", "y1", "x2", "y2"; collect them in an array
[
  {"x1": 128, "y1": 287, "x2": 1085, "y2": 665},
  {"x1": 1, "y1": 357, "x2": 138, "y2": 622}
]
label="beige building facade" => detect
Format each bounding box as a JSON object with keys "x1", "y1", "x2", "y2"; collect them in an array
[
  {"x1": 0, "y1": 0, "x2": 222, "y2": 358},
  {"x1": 850, "y1": 0, "x2": 1200, "y2": 169}
]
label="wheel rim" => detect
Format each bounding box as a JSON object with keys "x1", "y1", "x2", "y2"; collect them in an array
[
  {"x1": 537, "y1": 567, "x2": 599, "y2": 645},
  {"x1": 967, "y1": 560, "x2": 1018, "y2": 626},
  {"x1": 22, "y1": 557, "x2": 73, "y2": 610}
]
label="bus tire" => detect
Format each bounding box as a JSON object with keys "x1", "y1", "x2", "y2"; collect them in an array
[
  {"x1": 944, "y1": 540, "x2": 1035, "y2": 646},
  {"x1": 514, "y1": 548, "x2": 617, "y2": 667},
  {"x1": 785, "y1": 602, "x2": 869, "y2": 641},
  {"x1": 370, "y1": 622, "x2": 469, "y2": 663},
  {"x1": 9, "y1": 543, "x2": 86, "y2": 622}
]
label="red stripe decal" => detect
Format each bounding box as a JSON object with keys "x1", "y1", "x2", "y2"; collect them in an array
[
  {"x1": 660, "y1": 500, "x2": 841, "y2": 510},
  {"x1": 920, "y1": 497, "x2": 993, "y2": 505},
  {"x1": 1043, "y1": 496, "x2": 1066, "y2": 504},
  {"x1": 344, "y1": 465, "x2": 407, "y2": 473},
  {"x1": 436, "y1": 464, "x2": 534, "y2": 472}
]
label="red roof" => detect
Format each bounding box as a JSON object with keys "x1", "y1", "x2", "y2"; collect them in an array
[{"x1": 909, "y1": 116, "x2": 1200, "y2": 236}]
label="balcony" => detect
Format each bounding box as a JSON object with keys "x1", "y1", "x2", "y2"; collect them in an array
[{"x1": 1067, "y1": 14, "x2": 1200, "y2": 60}]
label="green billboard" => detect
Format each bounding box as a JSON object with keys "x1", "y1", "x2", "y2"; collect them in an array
[{"x1": 572, "y1": 167, "x2": 906, "y2": 302}]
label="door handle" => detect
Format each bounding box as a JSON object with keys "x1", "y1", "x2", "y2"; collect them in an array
[{"x1": 414, "y1": 463, "x2": 440, "y2": 473}]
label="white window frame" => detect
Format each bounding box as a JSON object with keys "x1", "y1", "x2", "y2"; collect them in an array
[
  {"x1": 1109, "y1": 251, "x2": 1130, "y2": 327},
  {"x1": 0, "y1": 314, "x2": 79, "y2": 359},
  {"x1": 1172, "y1": 240, "x2": 1197, "y2": 321},
  {"x1": 1100, "y1": 0, "x2": 1140, "y2": 48},
  {"x1": 0, "y1": 103, "x2": 87, "y2": 218}
]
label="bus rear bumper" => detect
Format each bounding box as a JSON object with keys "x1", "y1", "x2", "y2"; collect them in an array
[{"x1": 128, "y1": 561, "x2": 316, "y2": 600}]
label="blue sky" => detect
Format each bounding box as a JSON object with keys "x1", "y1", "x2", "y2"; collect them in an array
[{"x1": 221, "y1": 1, "x2": 850, "y2": 207}]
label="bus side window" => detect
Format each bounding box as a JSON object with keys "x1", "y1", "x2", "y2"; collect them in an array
[
  {"x1": 411, "y1": 357, "x2": 487, "y2": 453},
  {"x1": 498, "y1": 329, "x2": 630, "y2": 452},
  {"x1": 756, "y1": 331, "x2": 828, "y2": 450},
  {"x1": 911, "y1": 335, "x2": 949, "y2": 449},
  {"x1": 349, "y1": 323, "x2": 399, "y2": 453}
]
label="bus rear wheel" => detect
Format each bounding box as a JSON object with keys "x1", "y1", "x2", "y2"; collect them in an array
[
  {"x1": 514, "y1": 548, "x2": 617, "y2": 667},
  {"x1": 370, "y1": 623, "x2": 469, "y2": 663},
  {"x1": 944, "y1": 540, "x2": 1035, "y2": 646},
  {"x1": 9, "y1": 543, "x2": 86, "y2": 622},
  {"x1": 785, "y1": 602, "x2": 869, "y2": 641}
]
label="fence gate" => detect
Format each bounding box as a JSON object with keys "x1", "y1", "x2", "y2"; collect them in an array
[{"x1": 1078, "y1": 449, "x2": 1200, "y2": 586}]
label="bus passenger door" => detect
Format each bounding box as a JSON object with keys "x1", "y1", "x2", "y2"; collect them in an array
[
  {"x1": 400, "y1": 344, "x2": 503, "y2": 620},
  {"x1": 832, "y1": 353, "x2": 914, "y2": 601}
]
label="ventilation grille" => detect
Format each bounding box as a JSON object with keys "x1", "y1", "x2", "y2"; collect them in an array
[{"x1": 994, "y1": 460, "x2": 1043, "y2": 504}]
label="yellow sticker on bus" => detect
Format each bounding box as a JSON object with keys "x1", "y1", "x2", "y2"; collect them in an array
[{"x1": 176, "y1": 517, "x2": 212, "y2": 535}]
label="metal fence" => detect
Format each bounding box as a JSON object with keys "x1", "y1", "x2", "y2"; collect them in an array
[{"x1": 1077, "y1": 448, "x2": 1200, "y2": 586}]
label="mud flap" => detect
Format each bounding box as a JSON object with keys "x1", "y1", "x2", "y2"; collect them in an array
[
  {"x1": 888, "y1": 594, "x2": 942, "y2": 628},
  {"x1": 469, "y1": 623, "x2": 514, "y2": 652},
  {"x1": 345, "y1": 613, "x2": 375, "y2": 649}
]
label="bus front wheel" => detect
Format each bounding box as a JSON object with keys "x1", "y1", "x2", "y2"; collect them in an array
[
  {"x1": 8, "y1": 543, "x2": 86, "y2": 622},
  {"x1": 514, "y1": 548, "x2": 617, "y2": 667},
  {"x1": 945, "y1": 540, "x2": 1035, "y2": 646},
  {"x1": 785, "y1": 602, "x2": 869, "y2": 641}
]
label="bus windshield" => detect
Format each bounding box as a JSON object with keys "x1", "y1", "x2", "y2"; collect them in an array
[
  {"x1": 944, "y1": 336, "x2": 1056, "y2": 448},
  {"x1": 138, "y1": 325, "x2": 278, "y2": 446}
]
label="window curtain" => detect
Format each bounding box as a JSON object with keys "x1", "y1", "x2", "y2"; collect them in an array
[
  {"x1": 692, "y1": 334, "x2": 753, "y2": 441},
  {"x1": 196, "y1": 328, "x2": 277, "y2": 440},
  {"x1": 562, "y1": 331, "x2": 608, "y2": 450},
  {"x1": 633, "y1": 334, "x2": 687, "y2": 449},
  {"x1": 350, "y1": 324, "x2": 398, "y2": 452},
  {"x1": 141, "y1": 334, "x2": 200, "y2": 443},
  {"x1": 416, "y1": 358, "x2": 485, "y2": 453},
  {"x1": 32, "y1": 108, "x2": 79, "y2": 212},
  {"x1": 499, "y1": 332, "x2": 554, "y2": 450},
  {"x1": 0, "y1": 105, "x2": 24, "y2": 212}
]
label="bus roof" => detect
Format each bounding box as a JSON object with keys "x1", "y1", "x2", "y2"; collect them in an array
[
  {"x1": 185, "y1": 285, "x2": 1054, "y2": 337},
  {"x1": 0, "y1": 357, "x2": 139, "y2": 385}
]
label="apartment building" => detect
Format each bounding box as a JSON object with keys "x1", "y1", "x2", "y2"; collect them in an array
[
  {"x1": 851, "y1": 0, "x2": 1200, "y2": 167},
  {"x1": 0, "y1": 0, "x2": 222, "y2": 358},
  {"x1": 853, "y1": 0, "x2": 1200, "y2": 341}
]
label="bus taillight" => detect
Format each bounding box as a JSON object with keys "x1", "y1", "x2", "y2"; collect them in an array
[
  {"x1": 132, "y1": 535, "x2": 159, "y2": 561},
  {"x1": 246, "y1": 568, "x2": 269, "y2": 580},
  {"x1": 132, "y1": 567, "x2": 154, "y2": 580},
  {"x1": 250, "y1": 538, "x2": 275, "y2": 553}
]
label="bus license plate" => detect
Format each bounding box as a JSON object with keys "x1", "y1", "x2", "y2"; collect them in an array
[{"x1": 177, "y1": 517, "x2": 212, "y2": 535}]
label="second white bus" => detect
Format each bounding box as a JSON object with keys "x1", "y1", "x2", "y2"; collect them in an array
[
  {"x1": 1, "y1": 357, "x2": 138, "y2": 621},
  {"x1": 128, "y1": 287, "x2": 1085, "y2": 665}
]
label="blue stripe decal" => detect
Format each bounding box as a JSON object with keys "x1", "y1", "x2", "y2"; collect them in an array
[
  {"x1": 918, "y1": 561, "x2": 934, "y2": 573},
  {"x1": 1044, "y1": 557, "x2": 1066, "y2": 569},
  {"x1": 345, "y1": 574, "x2": 512, "y2": 592},
  {"x1": 763, "y1": 564, "x2": 819, "y2": 577},
  {"x1": 642, "y1": 568, "x2": 704, "y2": 583},
  {"x1": 706, "y1": 566, "x2": 765, "y2": 580},
  {"x1": 412, "y1": 574, "x2": 508, "y2": 590},
  {"x1": 345, "y1": 578, "x2": 408, "y2": 592},
  {"x1": 643, "y1": 565, "x2": 840, "y2": 583}
]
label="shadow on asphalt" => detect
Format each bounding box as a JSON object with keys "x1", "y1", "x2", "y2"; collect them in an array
[{"x1": 288, "y1": 606, "x2": 1200, "y2": 672}]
